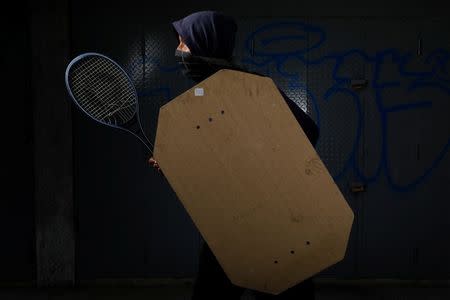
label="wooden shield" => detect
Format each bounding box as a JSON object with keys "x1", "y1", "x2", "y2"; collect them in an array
[{"x1": 153, "y1": 70, "x2": 354, "y2": 294}]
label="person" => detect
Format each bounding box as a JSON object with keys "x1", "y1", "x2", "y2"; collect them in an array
[{"x1": 149, "y1": 11, "x2": 318, "y2": 300}]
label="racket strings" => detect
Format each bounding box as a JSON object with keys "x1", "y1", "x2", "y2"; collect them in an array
[
  {"x1": 83, "y1": 61, "x2": 132, "y2": 116},
  {"x1": 69, "y1": 56, "x2": 137, "y2": 125},
  {"x1": 71, "y1": 65, "x2": 131, "y2": 123},
  {"x1": 72, "y1": 58, "x2": 134, "y2": 122}
]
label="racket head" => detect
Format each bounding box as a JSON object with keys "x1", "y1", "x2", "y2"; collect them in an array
[{"x1": 65, "y1": 52, "x2": 139, "y2": 129}]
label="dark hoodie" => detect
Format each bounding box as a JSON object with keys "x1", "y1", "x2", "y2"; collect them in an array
[
  {"x1": 172, "y1": 11, "x2": 319, "y2": 146},
  {"x1": 172, "y1": 11, "x2": 237, "y2": 59}
]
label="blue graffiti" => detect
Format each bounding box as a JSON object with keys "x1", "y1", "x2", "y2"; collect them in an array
[
  {"x1": 136, "y1": 21, "x2": 450, "y2": 192},
  {"x1": 242, "y1": 21, "x2": 450, "y2": 192}
]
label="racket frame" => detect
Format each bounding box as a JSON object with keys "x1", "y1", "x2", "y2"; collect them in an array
[{"x1": 65, "y1": 52, "x2": 153, "y2": 153}]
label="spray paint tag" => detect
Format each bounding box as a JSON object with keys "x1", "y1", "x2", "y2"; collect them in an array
[{"x1": 195, "y1": 88, "x2": 204, "y2": 96}]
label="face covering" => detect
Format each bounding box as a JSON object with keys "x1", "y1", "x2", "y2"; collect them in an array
[
  {"x1": 175, "y1": 49, "x2": 192, "y2": 59},
  {"x1": 175, "y1": 49, "x2": 222, "y2": 82}
]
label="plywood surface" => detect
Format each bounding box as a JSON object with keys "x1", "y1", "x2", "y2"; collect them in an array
[{"x1": 153, "y1": 70, "x2": 354, "y2": 294}]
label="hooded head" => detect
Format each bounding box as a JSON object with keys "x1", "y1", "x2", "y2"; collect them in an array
[{"x1": 172, "y1": 11, "x2": 237, "y2": 60}]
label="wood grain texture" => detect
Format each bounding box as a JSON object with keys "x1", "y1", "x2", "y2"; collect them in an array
[{"x1": 153, "y1": 70, "x2": 354, "y2": 294}]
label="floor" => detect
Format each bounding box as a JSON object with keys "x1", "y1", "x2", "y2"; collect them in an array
[{"x1": 0, "y1": 283, "x2": 449, "y2": 300}]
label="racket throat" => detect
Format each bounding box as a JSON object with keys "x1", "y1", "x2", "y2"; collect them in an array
[{"x1": 123, "y1": 116, "x2": 154, "y2": 156}]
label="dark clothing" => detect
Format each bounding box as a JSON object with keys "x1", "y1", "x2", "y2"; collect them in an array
[
  {"x1": 192, "y1": 243, "x2": 315, "y2": 300},
  {"x1": 278, "y1": 89, "x2": 319, "y2": 147},
  {"x1": 172, "y1": 11, "x2": 318, "y2": 300}
]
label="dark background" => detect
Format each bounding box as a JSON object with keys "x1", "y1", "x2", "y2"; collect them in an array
[{"x1": 2, "y1": 0, "x2": 449, "y2": 288}]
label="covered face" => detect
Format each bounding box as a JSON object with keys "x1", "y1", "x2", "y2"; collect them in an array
[{"x1": 172, "y1": 11, "x2": 237, "y2": 59}]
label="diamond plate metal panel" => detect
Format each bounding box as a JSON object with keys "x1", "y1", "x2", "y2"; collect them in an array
[
  {"x1": 74, "y1": 12, "x2": 449, "y2": 281},
  {"x1": 304, "y1": 18, "x2": 365, "y2": 277},
  {"x1": 239, "y1": 18, "x2": 310, "y2": 115},
  {"x1": 139, "y1": 24, "x2": 194, "y2": 147},
  {"x1": 360, "y1": 18, "x2": 450, "y2": 278},
  {"x1": 139, "y1": 22, "x2": 201, "y2": 277}
]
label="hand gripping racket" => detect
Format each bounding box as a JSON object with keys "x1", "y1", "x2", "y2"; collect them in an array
[{"x1": 65, "y1": 53, "x2": 154, "y2": 156}]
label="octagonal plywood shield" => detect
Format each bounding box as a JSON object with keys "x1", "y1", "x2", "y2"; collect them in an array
[{"x1": 153, "y1": 70, "x2": 354, "y2": 295}]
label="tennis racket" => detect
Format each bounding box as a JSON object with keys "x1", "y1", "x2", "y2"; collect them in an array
[{"x1": 65, "y1": 52, "x2": 154, "y2": 156}]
